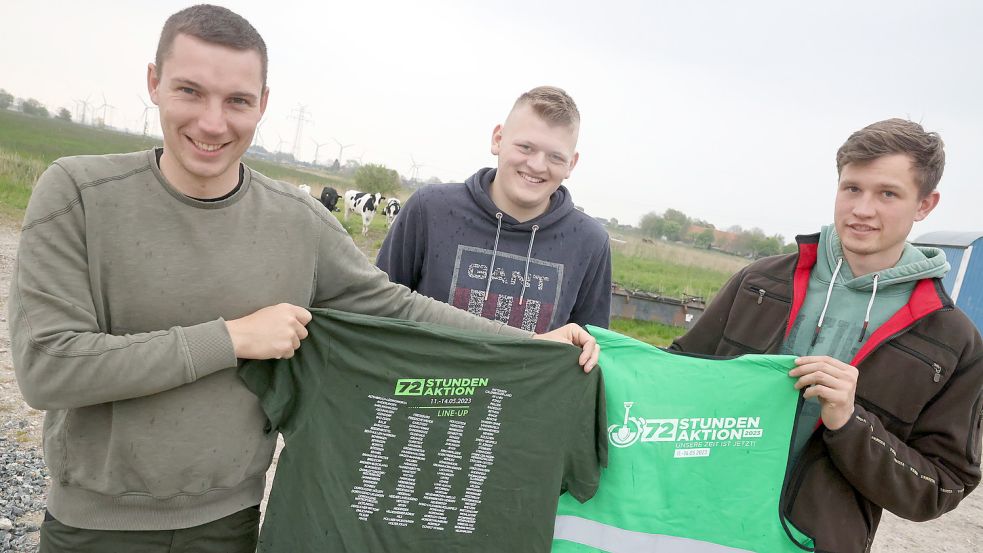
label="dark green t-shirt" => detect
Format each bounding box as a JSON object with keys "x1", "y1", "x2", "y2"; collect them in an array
[{"x1": 239, "y1": 309, "x2": 606, "y2": 553}]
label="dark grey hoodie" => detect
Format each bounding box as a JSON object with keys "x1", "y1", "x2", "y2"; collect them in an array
[{"x1": 377, "y1": 168, "x2": 612, "y2": 332}]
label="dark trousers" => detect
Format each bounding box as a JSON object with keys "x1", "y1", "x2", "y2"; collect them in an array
[{"x1": 39, "y1": 505, "x2": 260, "y2": 553}]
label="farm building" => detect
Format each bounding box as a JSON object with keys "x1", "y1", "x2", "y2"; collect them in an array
[{"x1": 913, "y1": 231, "x2": 983, "y2": 331}]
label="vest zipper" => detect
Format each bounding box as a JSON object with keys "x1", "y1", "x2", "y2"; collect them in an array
[
  {"x1": 785, "y1": 452, "x2": 820, "y2": 517},
  {"x1": 747, "y1": 285, "x2": 790, "y2": 305},
  {"x1": 969, "y1": 394, "x2": 983, "y2": 464},
  {"x1": 852, "y1": 306, "x2": 953, "y2": 366},
  {"x1": 887, "y1": 341, "x2": 946, "y2": 383}
]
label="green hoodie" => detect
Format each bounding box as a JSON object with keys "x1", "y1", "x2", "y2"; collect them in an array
[
  {"x1": 783, "y1": 225, "x2": 949, "y2": 456},
  {"x1": 783, "y1": 225, "x2": 949, "y2": 360}
]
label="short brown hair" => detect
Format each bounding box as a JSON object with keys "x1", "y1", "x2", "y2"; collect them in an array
[
  {"x1": 155, "y1": 4, "x2": 268, "y2": 89},
  {"x1": 513, "y1": 86, "x2": 580, "y2": 128},
  {"x1": 836, "y1": 118, "x2": 945, "y2": 197}
]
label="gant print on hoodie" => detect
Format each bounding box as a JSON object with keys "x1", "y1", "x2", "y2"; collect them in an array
[{"x1": 378, "y1": 168, "x2": 612, "y2": 333}]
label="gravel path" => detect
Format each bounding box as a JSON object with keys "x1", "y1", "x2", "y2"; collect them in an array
[
  {"x1": 0, "y1": 221, "x2": 980, "y2": 552},
  {"x1": 1, "y1": 222, "x2": 44, "y2": 552}
]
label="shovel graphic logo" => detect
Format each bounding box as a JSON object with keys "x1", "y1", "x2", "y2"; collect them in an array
[{"x1": 608, "y1": 402, "x2": 643, "y2": 448}]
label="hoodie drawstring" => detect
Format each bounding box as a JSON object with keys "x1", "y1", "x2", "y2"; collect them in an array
[
  {"x1": 518, "y1": 225, "x2": 540, "y2": 305},
  {"x1": 811, "y1": 258, "x2": 843, "y2": 347},
  {"x1": 483, "y1": 212, "x2": 504, "y2": 301},
  {"x1": 810, "y1": 258, "x2": 881, "y2": 347},
  {"x1": 858, "y1": 273, "x2": 879, "y2": 342}
]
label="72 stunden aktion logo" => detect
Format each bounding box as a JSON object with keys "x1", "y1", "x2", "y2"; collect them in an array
[
  {"x1": 394, "y1": 378, "x2": 490, "y2": 396},
  {"x1": 608, "y1": 402, "x2": 764, "y2": 448}
]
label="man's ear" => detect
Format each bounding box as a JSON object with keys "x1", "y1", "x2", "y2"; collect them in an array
[
  {"x1": 490, "y1": 124, "x2": 504, "y2": 156},
  {"x1": 566, "y1": 151, "x2": 580, "y2": 178},
  {"x1": 914, "y1": 190, "x2": 941, "y2": 222},
  {"x1": 147, "y1": 63, "x2": 161, "y2": 104},
  {"x1": 259, "y1": 86, "x2": 270, "y2": 116}
]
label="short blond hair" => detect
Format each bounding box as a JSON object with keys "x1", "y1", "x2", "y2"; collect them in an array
[{"x1": 513, "y1": 86, "x2": 580, "y2": 128}]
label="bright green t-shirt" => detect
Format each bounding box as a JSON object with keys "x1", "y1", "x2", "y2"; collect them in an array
[
  {"x1": 552, "y1": 327, "x2": 814, "y2": 553},
  {"x1": 240, "y1": 309, "x2": 606, "y2": 553}
]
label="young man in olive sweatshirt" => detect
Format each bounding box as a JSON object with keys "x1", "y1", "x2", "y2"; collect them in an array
[
  {"x1": 7, "y1": 5, "x2": 598, "y2": 552},
  {"x1": 671, "y1": 119, "x2": 983, "y2": 551}
]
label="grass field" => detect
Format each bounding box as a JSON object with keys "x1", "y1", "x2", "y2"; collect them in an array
[
  {"x1": 0, "y1": 109, "x2": 162, "y2": 162},
  {"x1": 0, "y1": 147, "x2": 44, "y2": 219},
  {"x1": 246, "y1": 158, "x2": 352, "y2": 189},
  {"x1": 609, "y1": 317, "x2": 685, "y2": 347},
  {"x1": 0, "y1": 109, "x2": 743, "y2": 346},
  {"x1": 609, "y1": 234, "x2": 748, "y2": 300},
  {"x1": 0, "y1": 109, "x2": 352, "y2": 205}
]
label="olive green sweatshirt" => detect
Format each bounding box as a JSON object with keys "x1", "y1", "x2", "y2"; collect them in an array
[{"x1": 8, "y1": 150, "x2": 529, "y2": 531}]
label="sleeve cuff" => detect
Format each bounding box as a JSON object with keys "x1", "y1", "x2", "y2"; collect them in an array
[
  {"x1": 180, "y1": 319, "x2": 239, "y2": 381},
  {"x1": 822, "y1": 405, "x2": 864, "y2": 440}
]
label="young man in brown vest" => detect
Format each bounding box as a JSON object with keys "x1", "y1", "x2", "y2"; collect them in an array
[{"x1": 672, "y1": 119, "x2": 982, "y2": 551}]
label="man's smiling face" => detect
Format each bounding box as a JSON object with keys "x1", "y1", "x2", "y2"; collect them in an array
[
  {"x1": 148, "y1": 33, "x2": 268, "y2": 196},
  {"x1": 489, "y1": 103, "x2": 579, "y2": 222},
  {"x1": 834, "y1": 153, "x2": 939, "y2": 274}
]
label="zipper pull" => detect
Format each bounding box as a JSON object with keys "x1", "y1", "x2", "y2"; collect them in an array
[
  {"x1": 757, "y1": 288, "x2": 766, "y2": 305},
  {"x1": 932, "y1": 363, "x2": 942, "y2": 383}
]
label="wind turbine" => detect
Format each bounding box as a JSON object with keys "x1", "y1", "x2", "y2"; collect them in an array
[
  {"x1": 95, "y1": 93, "x2": 115, "y2": 127},
  {"x1": 311, "y1": 138, "x2": 330, "y2": 165},
  {"x1": 138, "y1": 95, "x2": 157, "y2": 136},
  {"x1": 409, "y1": 155, "x2": 425, "y2": 182},
  {"x1": 332, "y1": 138, "x2": 354, "y2": 165},
  {"x1": 75, "y1": 95, "x2": 92, "y2": 125}
]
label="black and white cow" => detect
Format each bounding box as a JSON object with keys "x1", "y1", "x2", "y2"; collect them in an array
[
  {"x1": 383, "y1": 198, "x2": 401, "y2": 228},
  {"x1": 344, "y1": 190, "x2": 384, "y2": 235},
  {"x1": 319, "y1": 186, "x2": 340, "y2": 212}
]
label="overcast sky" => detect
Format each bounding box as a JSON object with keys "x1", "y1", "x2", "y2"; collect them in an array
[{"x1": 3, "y1": 0, "x2": 982, "y2": 243}]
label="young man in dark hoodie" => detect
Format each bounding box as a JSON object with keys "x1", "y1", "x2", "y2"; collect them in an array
[
  {"x1": 377, "y1": 86, "x2": 612, "y2": 333},
  {"x1": 671, "y1": 119, "x2": 983, "y2": 551}
]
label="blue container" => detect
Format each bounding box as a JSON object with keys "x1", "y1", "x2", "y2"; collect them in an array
[{"x1": 914, "y1": 231, "x2": 983, "y2": 332}]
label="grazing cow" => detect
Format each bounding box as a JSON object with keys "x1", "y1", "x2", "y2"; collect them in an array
[
  {"x1": 298, "y1": 184, "x2": 311, "y2": 195},
  {"x1": 344, "y1": 190, "x2": 384, "y2": 235},
  {"x1": 384, "y1": 198, "x2": 401, "y2": 228},
  {"x1": 319, "y1": 186, "x2": 340, "y2": 212}
]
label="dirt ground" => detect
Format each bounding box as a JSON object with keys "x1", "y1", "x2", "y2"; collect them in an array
[{"x1": 0, "y1": 221, "x2": 980, "y2": 551}]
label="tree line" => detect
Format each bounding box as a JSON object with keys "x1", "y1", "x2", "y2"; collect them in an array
[
  {"x1": 638, "y1": 208, "x2": 796, "y2": 258},
  {"x1": 0, "y1": 88, "x2": 71, "y2": 121}
]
